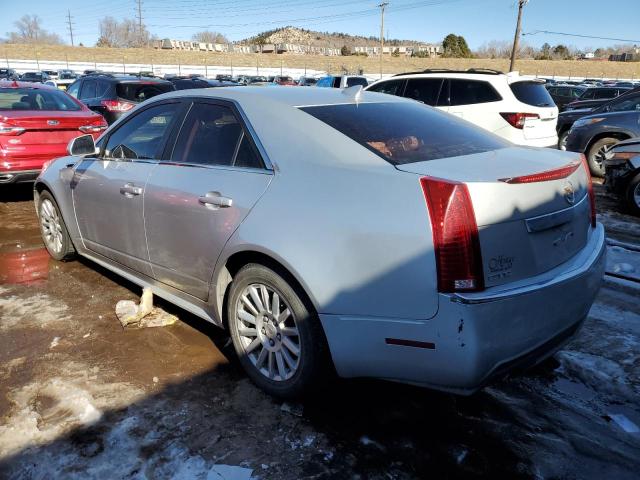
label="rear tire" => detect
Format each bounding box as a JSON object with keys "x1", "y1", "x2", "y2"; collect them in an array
[
  {"x1": 227, "y1": 263, "x2": 329, "y2": 399},
  {"x1": 587, "y1": 137, "x2": 618, "y2": 177},
  {"x1": 625, "y1": 173, "x2": 640, "y2": 217},
  {"x1": 38, "y1": 191, "x2": 75, "y2": 261},
  {"x1": 558, "y1": 130, "x2": 569, "y2": 151}
]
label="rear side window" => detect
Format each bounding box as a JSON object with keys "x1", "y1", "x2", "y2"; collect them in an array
[
  {"x1": 116, "y1": 82, "x2": 174, "y2": 103},
  {"x1": 367, "y1": 79, "x2": 405, "y2": 96},
  {"x1": 79, "y1": 79, "x2": 97, "y2": 99},
  {"x1": 510, "y1": 81, "x2": 554, "y2": 107},
  {"x1": 300, "y1": 102, "x2": 508, "y2": 165},
  {"x1": 581, "y1": 89, "x2": 595, "y2": 100},
  {"x1": 171, "y1": 103, "x2": 262, "y2": 168},
  {"x1": 594, "y1": 89, "x2": 617, "y2": 99},
  {"x1": 0, "y1": 87, "x2": 81, "y2": 111},
  {"x1": 449, "y1": 79, "x2": 502, "y2": 106},
  {"x1": 404, "y1": 78, "x2": 443, "y2": 106}
]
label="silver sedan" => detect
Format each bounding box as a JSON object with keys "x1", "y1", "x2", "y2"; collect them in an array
[{"x1": 35, "y1": 86, "x2": 606, "y2": 398}]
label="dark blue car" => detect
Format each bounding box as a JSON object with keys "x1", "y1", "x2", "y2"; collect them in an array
[{"x1": 565, "y1": 91, "x2": 640, "y2": 176}]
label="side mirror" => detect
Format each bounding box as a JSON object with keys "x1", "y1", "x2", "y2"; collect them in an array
[{"x1": 67, "y1": 134, "x2": 98, "y2": 156}]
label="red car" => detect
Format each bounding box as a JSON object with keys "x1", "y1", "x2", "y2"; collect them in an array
[{"x1": 0, "y1": 81, "x2": 107, "y2": 184}]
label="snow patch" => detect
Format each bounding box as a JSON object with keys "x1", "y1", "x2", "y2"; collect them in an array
[
  {"x1": 0, "y1": 292, "x2": 71, "y2": 330},
  {"x1": 557, "y1": 351, "x2": 634, "y2": 399}
]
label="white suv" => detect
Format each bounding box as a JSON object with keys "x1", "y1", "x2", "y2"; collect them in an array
[{"x1": 366, "y1": 69, "x2": 558, "y2": 148}]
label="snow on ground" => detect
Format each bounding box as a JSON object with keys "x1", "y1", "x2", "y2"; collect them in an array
[{"x1": 0, "y1": 290, "x2": 71, "y2": 331}]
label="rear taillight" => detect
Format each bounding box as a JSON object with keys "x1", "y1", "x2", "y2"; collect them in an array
[
  {"x1": 0, "y1": 124, "x2": 25, "y2": 136},
  {"x1": 580, "y1": 154, "x2": 597, "y2": 228},
  {"x1": 79, "y1": 124, "x2": 108, "y2": 134},
  {"x1": 420, "y1": 177, "x2": 484, "y2": 293},
  {"x1": 100, "y1": 100, "x2": 135, "y2": 112},
  {"x1": 499, "y1": 112, "x2": 540, "y2": 129}
]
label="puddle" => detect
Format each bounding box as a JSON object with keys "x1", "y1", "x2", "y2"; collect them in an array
[{"x1": 0, "y1": 243, "x2": 50, "y2": 286}]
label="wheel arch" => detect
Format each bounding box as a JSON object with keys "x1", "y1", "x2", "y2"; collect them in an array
[
  {"x1": 585, "y1": 131, "x2": 632, "y2": 155},
  {"x1": 213, "y1": 248, "x2": 320, "y2": 330}
]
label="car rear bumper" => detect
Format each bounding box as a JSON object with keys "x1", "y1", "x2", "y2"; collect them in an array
[
  {"x1": 0, "y1": 169, "x2": 41, "y2": 184},
  {"x1": 320, "y1": 224, "x2": 606, "y2": 394}
]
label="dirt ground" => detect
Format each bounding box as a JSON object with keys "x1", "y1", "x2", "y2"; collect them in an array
[
  {"x1": 1, "y1": 183, "x2": 639, "y2": 479},
  {"x1": 4, "y1": 43, "x2": 640, "y2": 78}
]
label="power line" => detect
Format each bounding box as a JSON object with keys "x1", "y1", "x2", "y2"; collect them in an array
[{"x1": 523, "y1": 30, "x2": 640, "y2": 44}]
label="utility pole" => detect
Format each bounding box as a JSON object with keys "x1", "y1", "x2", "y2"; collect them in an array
[
  {"x1": 378, "y1": 2, "x2": 388, "y2": 78},
  {"x1": 509, "y1": 0, "x2": 529, "y2": 72},
  {"x1": 136, "y1": 0, "x2": 144, "y2": 46},
  {"x1": 66, "y1": 10, "x2": 75, "y2": 47}
]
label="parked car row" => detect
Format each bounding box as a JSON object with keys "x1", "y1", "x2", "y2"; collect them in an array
[{"x1": 546, "y1": 83, "x2": 632, "y2": 112}]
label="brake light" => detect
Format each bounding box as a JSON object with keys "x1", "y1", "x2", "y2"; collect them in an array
[
  {"x1": 498, "y1": 161, "x2": 581, "y2": 184},
  {"x1": 580, "y1": 154, "x2": 597, "y2": 228},
  {"x1": 0, "y1": 124, "x2": 26, "y2": 136},
  {"x1": 420, "y1": 177, "x2": 484, "y2": 293},
  {"x1": 500, "y1": 112, "x2": 540, "y2": 129},
  {"x1": 79, "y1": 124, "x2": 108, "y2": 133},
  {"x1": 100, "y1": 100, "x2": 135, "y2": 112}
]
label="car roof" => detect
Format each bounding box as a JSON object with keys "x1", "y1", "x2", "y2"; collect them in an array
[
  {"x1": 82, "y1": 74, "x2": 170, "y2": 83},
  {"x1": 0, "y1": 80, "x2": 53, "y2": 89},
  {"x1": 156, "y1": 85, "x2": 404, "y2": 107}
]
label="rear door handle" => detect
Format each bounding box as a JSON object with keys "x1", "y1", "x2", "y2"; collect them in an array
[
  {"x1": 120, "y1": 183, "x2": 143, "y2": 197},
  {"x1": 199, "y1": 191, "x2": 233, "y2": 208}
]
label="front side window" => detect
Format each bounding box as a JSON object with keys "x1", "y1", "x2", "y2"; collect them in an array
[
  {"x1": 404, "y1": 78, "x2": 443, "y2": 106},
  {"x1": 581, "y1": 89, "x2": 595, "y2": 100},
  {"x1": 0, "y1": 87, "x2": 81, "y2": 111},
  {"x1": 367, "y1": 80, "x2": 405, "y2": 96},
  {"x1": 171, "y1": 103, "x2": 261, "y2": 168},
  {"x1": 104, "y1": 103, "x2": 180, "y2": 160},
  {"x1": 67, "y1": 80, "x2": 80, "y2": 98},
  {"x1": 300, "y1": 102, "x2": 508, "y2": 165},
  {"x1": 609, "y1": 95, "x2": 640, "y2": 112},
  {"x1": 594, "y1": 89, "x2": 617, "y2": 100}
]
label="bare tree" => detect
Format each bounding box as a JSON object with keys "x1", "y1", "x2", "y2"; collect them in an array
[
  {"x1": 192, "y1": 31, "x2": 228, "y2": 44},
  {"x1": 96, "y1": 16, "x2": 150, "y2": 48},
  {"x1": 7, "y1": 14, "x2": 63, "y2": 44}
]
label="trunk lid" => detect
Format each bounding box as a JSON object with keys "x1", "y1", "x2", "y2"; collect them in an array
[{"x1": 397, "y1": 147, "x2": 591, "y2": 287}]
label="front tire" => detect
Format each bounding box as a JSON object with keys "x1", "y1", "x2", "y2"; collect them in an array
[
  {"x1": 625, "y1": 173, "x2": 640, "y2": 217},
  {"x1": 558, "y1": 130, "x2": 569, "y2": 151},
  {"x1": 587, "y1": 137, "x2": 618, "y2": 177},
  {"x1": 38, "y1": 191, "x2": 75, "y2": 261},
  {"x1": 227, "y1": 263, "x2": 328, "y2": 399}
]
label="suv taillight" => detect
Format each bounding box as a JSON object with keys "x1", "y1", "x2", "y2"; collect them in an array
[
  {"x1": 420, "y1": 177, "x2": 484, "y2": 293},
  {"x1": 100, "y1": 100, "x2": 135, "y2": 112},
  {"x1": 580, "y1": 154, "x2": 597, "y2": 228},
  {"x1": 500, "y1": 112, "x2": 540, "y2": 129}
]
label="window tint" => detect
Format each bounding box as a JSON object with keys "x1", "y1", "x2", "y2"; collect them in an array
[
  {"x1": 367, "y1": 80, "x2": 405, "y2": 96},
  {"x1": 116, "y1": 82, "x2": 173, "y2": 102},
  {"x1": 171, "y1": 103, "x2": 244, "y2": 167},
  {"x1": 404, "y1": 78, "x2": 443, "y2": 106},
  {"x1": 581, "y1": 89, "x2": 595, "y2": 100},
  {"x1": 105, "y1": 103, "x2": 179, "y2": 160},
  {"x1": 233, "y1": 133, "x2": 263, "y2": 169},
  {"x1": 449, "y1": 79, "x2": 501, "y2": 106},
  {"x1": 79, "y1": 79, "x2": 97, "y2": 100},
  {"x1": 346, "y1": 77, "x2": 368, "y2": 87},
  {"x1": 594, "y1": 89, "x2": 617, "y2": 99},
  {"x1": 0, "y1": 87, "x2": 82, "y2": 111},
  {"x1": 300, "y1": 102, "x2": 507, "y2": 165},
  {"x1": 332, "y1": 77, "x2": 342, "y2": 88},
  {"x1": 509, "y1": 81, "x2": 554, "y2": 107},
  {"x1": 66, "y1": 80, "x2": 80, "y2": 98},
  {"x1": 609, "y1": 95, "x2": 640, "y2": 112},
  {"x1": 96, "y1": 80, "x2": 110, "y2": 97},
  {"x1": 572, "y1": 88, "x2": 586, "y2": 98}
]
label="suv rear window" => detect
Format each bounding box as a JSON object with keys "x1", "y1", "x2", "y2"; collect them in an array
[
  {"x1": 510, "y1": 81, "x2": 554, "y2": 107},
  {"x1": 0, "y1": 87, "x2": 81, "y2": 111},
  {"x1": 116, "y1": 82, "x2": 173, "y2": 103},
  {"x1": 300, "y1": 102, "x2": 507, "y2": 165},
  {"x1": 346, "y1": 77, "x2": 368, "y2": 87}
]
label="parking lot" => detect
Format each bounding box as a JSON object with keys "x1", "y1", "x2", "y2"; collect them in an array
[{"x1": 0, "y1": 181, "x2": 639, "y2": 479}]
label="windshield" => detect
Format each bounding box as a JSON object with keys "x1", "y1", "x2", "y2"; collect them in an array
[
  {"x1": 510, "y1": 81, "x2": 554, "y2": 107},
  {"x1": 300, "y1": 102, "x2": 508, "y2": 165},
  {"x1": 0, "y1": 87, "x2": 81, "y2": 111}
]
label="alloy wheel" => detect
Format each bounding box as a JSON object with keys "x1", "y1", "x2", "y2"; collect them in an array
[
  {"x1": 40, "y1": 199, "x2": 63, "y2": 254},
  {"x1": 235, "y1": 283, "x2": 301, "y2": 381},
  {"x1": 634, "y1": 182, "x2": 640, "y2": 209},
  {"x1": 593, "y1": 143, "x2": 613, "y2": 168}
]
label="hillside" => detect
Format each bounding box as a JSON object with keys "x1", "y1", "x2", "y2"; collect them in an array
[{"x1": 242, "y1": 26, "x2": 427, "y2": 48}]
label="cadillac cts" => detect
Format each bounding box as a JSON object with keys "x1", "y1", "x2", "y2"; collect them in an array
[{"x1": 34, "y1": 87, "x2": 606, "y2": 398}]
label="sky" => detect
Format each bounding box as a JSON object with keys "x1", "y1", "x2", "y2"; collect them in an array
[{"x1": 0, "y1": 0, "x2": 638, "y2": 50}]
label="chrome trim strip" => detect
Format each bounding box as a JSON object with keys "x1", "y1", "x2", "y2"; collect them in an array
[{"x1": 525, "y1": 194, "x2": 587, "y2": 233}]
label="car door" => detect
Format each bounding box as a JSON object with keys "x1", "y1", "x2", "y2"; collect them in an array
[
  {"x1": 72, "y1": 100, "x2": 185, "y2": 277},
  {"x1": 144, "y1": 99, "x2": 273, "y2": 300}
]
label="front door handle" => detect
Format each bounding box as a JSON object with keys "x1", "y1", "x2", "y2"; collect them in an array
[
  {"x1": 120, "y1": 183, "x2": 143, "y2": 197},
  {"x1": 199, "y1": 191, "x2": 233, "y2": 208}
]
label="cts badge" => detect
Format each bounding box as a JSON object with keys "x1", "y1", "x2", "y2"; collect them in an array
[{"x1": 563, "y1": 181, "x2": 575, "y2": 205}]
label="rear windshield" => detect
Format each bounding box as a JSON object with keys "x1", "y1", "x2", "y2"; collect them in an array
[
  {"x1": 116, "y1": 82, "x2": 174, "y2": 102},
  {"x1": 346, "y1": 77, "x2": 368, "y2": 87},
  {"x1": 0, "y1": 87, "x2": 81, "y2": 111},
  {"x1": 510, "y1": 81, "x2": 554, "y2": 107},
  {"x1": 300, "y1": 102, "x2": 508, "y2": 165}
]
